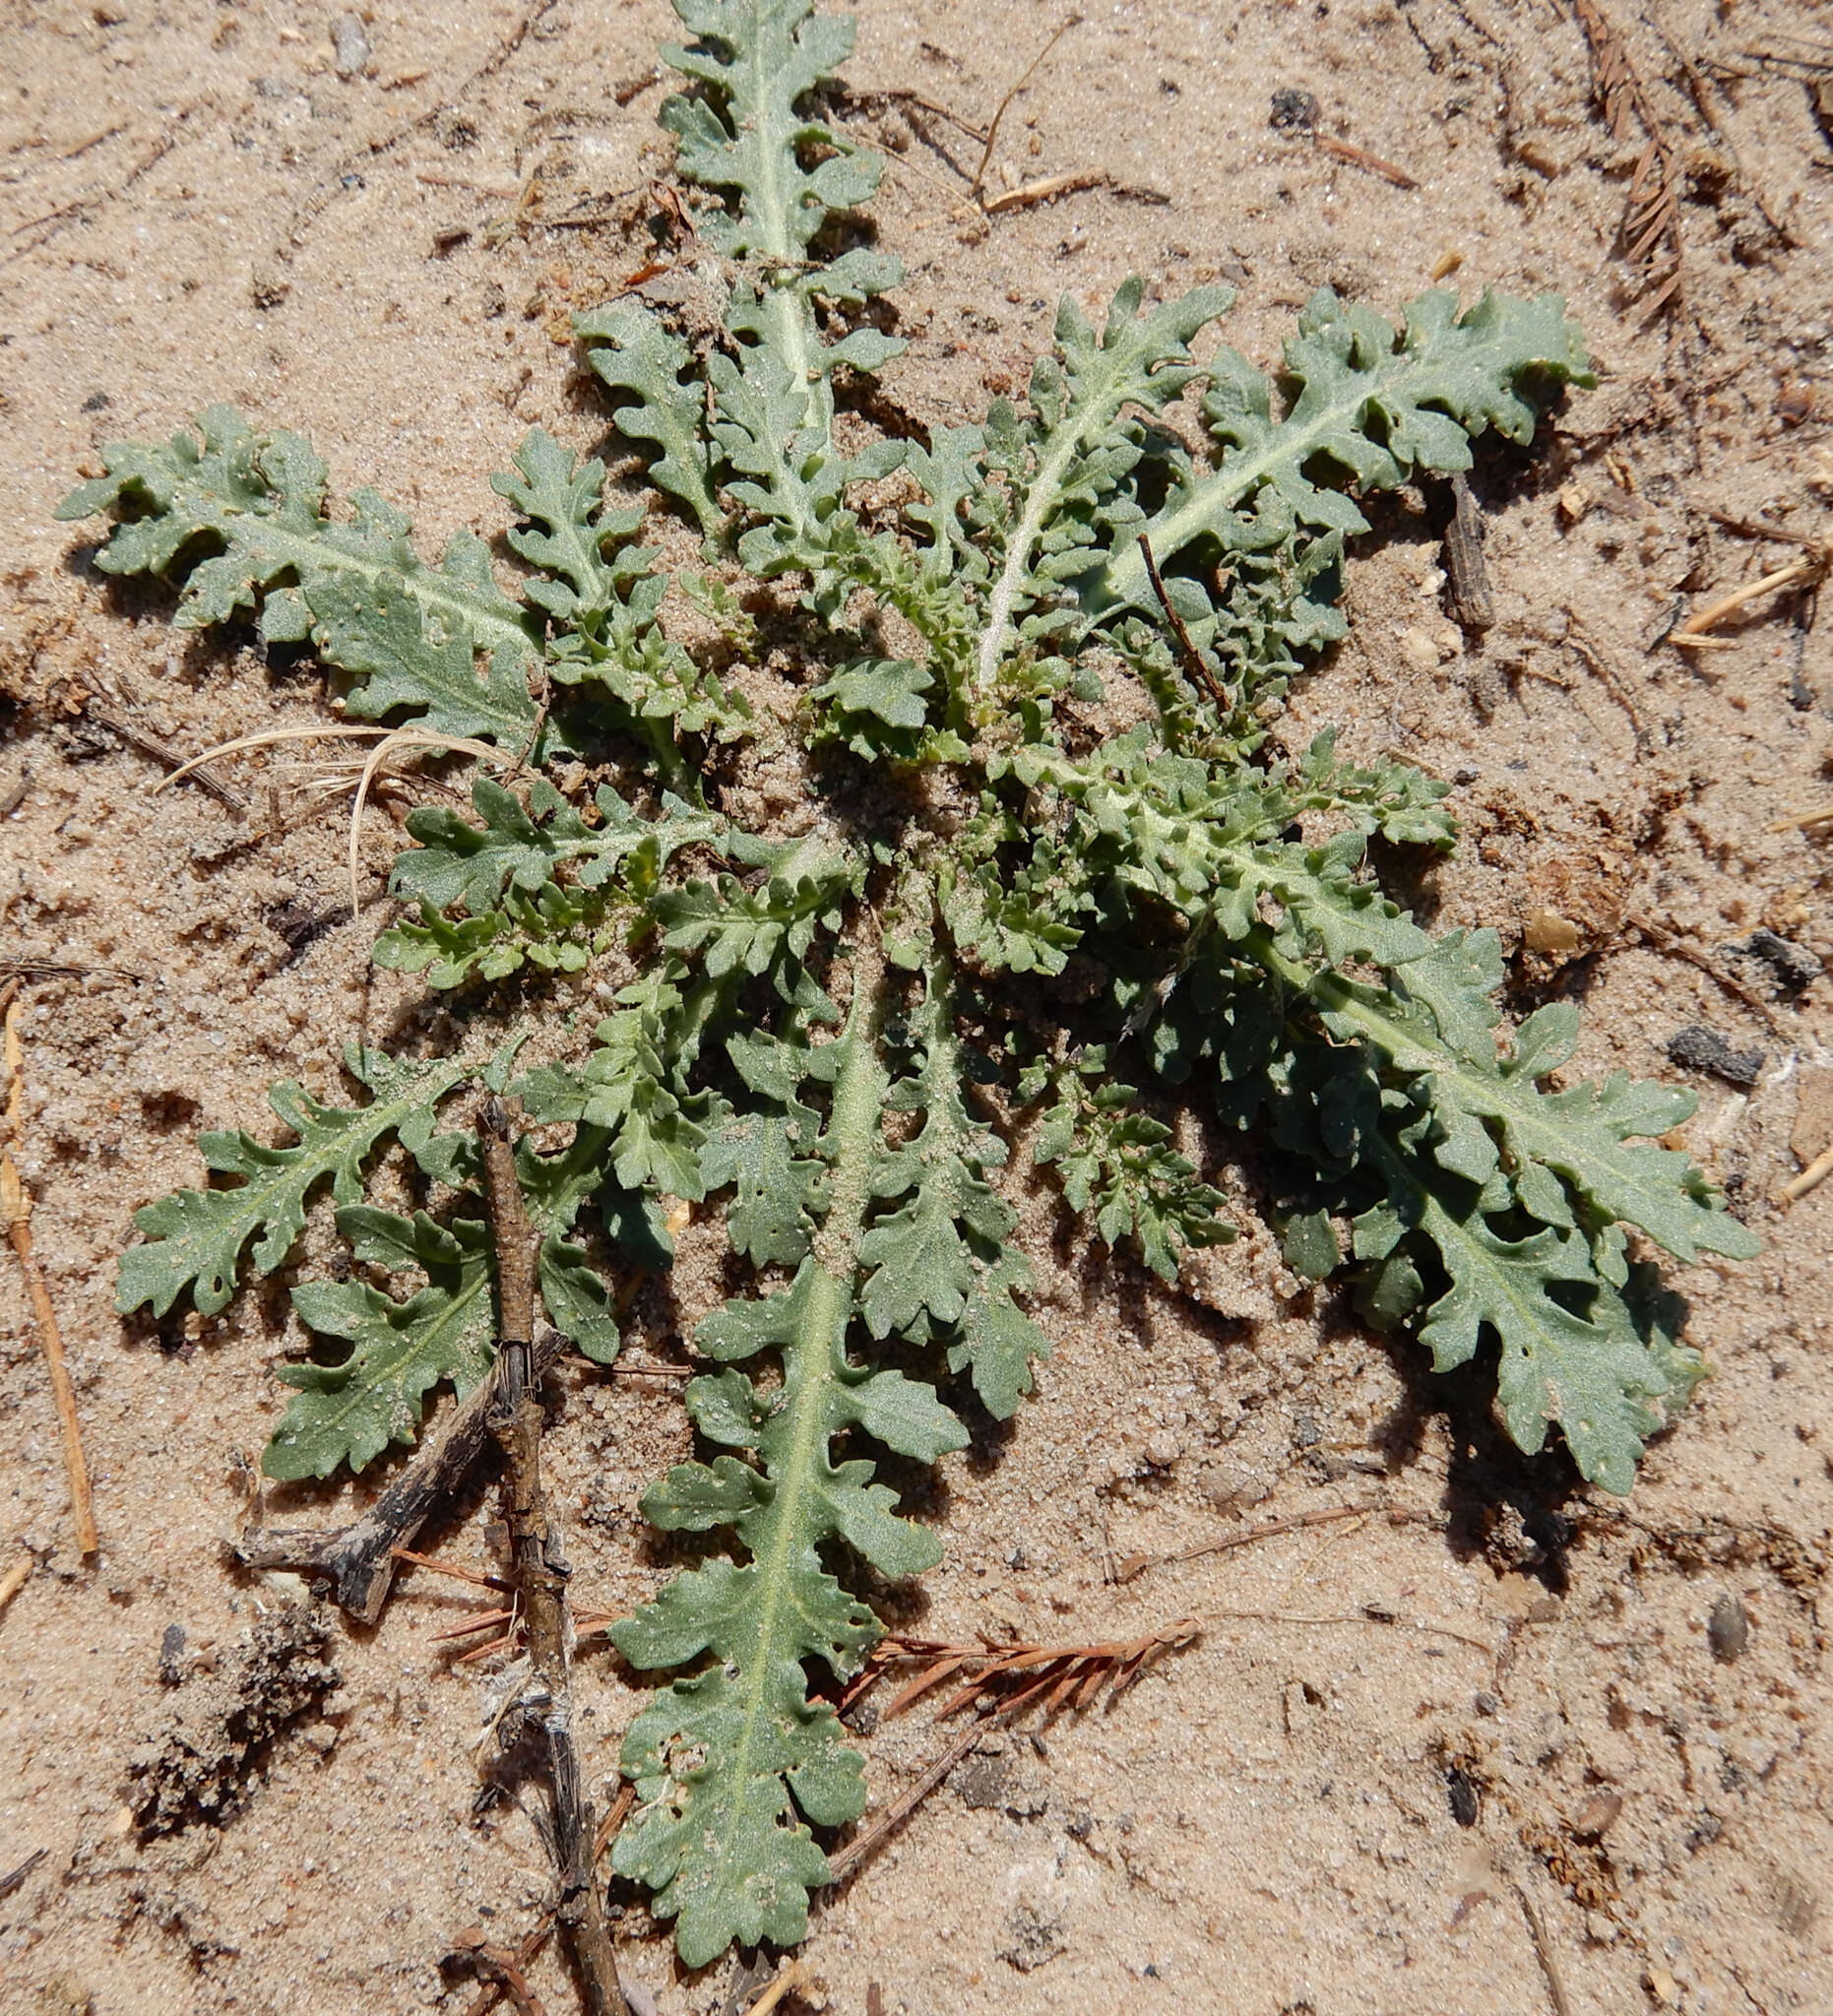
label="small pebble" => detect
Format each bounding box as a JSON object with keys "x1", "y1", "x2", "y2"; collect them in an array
[
  {"x1": 1524, "y1": 910, "x2": 1583, "y2": 955},
  {"x1": 333, "y1": 12, "x2": 371, "y2": 78},
  {"x1": 1569, "y1": 1789, "x2": 1623, "y2": 1842},
  {"x1": 1446, "y1": 1767, "x2": 1480, "y2": 1827},
  {"x1": 1708, "y1": 1592, "x2": 1749, "y2": 1663},
  {"x1": 1268, "y1": 87, "x2": 1320, "y2": 132}
]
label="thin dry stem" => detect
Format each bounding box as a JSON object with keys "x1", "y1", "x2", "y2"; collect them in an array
[
  {"x1": 1782, "y1": 1141, "x2": 1833, "y2": 1204},
  {"x1": 823, "y1": 1719, "x2": 985, "y2": 1886},
  {"x1": 738, "y1": 1962, "x2": 812, "y2": 2016},
  {"x1": 869, "y1": 1618, "x2": 1202, "y2": 1724},
  {"x1": 969, "y1": 14, "x2": 1081, "y2": 203},
  {"x1": 1516, "y1": 1881, "x2": 1576, "y2": 2016},
  {"x1": 1626, "y1": 914, "x2": 1782, "y2": 1037},
  {"x1": 980, "y1": 168, "x2": 1105, "y2": 214},
  {"x1": 1313, "y1": 132, "x2": 1420, "y2": 188},
  {"x1": 479, "y1": 1102, "x2": 627, "y2": 2016},
  {"x1": 1115, "y1": 1501, "x2": 1436, "y2": 1584},
  {"x1": 1770, "y1": 803, "x2": 1833, "y2": 833},
  {"x1": 0, "y1": 1556, "x2": 30, "y2": 1617},
  {"x1": 1674, "y1": 552, "x2": 1829, "y2": 646},
  {"x1": 157, "y1": 724, "x2": 506, "y2": 913}
]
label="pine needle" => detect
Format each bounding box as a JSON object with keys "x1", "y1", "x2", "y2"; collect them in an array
[{"x1": 1571, "y1": 0, "x2": 1685, "y2": 314}]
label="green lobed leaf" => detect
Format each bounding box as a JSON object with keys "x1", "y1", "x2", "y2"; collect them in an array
[
  {"x1": 1307, "y1": 935, "x2": 1762, "y2": 1265},
  {"x1": 859, "y1": 959, "x2": 1048, "y2": 1415},
  {"x1": 266, "y1": 1124, "x2": 623, "y2": 1480},
  {"x1": 1362, "y1": 1137, "x2": 1707, "y2": 1494},
  {"x1": 116, "y1": 1047, "x2": 476, "y2": 1320},
  {"x1": 613, "y1": 974, "x2": 965, "y2": 1964},
  {"x1": 577, "y1": 301, "x2": 725, "y2": 536},
  {"x1": 59, "y1": 405, "x2": 547, "y2": 749},
  {"x1": 1093, "y1": 285, "x2": 1593, "y2": 612},
  {"x1": 490, "y1": 425, "x2": 643, "y2": 626},
  {"x1": 1032, "y1": 1049, "x2": 1233, "y2": 1284}
]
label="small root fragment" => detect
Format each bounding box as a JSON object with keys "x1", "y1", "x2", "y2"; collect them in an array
[
  {"x1": 1673, "y1": 551, "x2": 1829, "y2": 648},
  {"x1": 1781, "y1": 1141, "x2": 1833, "y2": 1205},
  {"x1": 739, "y1": 1961, "x2": 813, "y2": 2016}
]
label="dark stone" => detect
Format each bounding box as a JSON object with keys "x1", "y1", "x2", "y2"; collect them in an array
[
  {"x1": 1269, "y1": 88, "x2": 1321, "y2": 132},
  {"x1": 1446, "y1": 1766, "x2": 1481, "y2": 1827},
  {"x1": 954, "y1": 1751, "x2": 1011, "y2": 1810},
  {"x1": 1666, "y1": 1025, "x2": 1765, "y2": 1088},
  {"x1": 1725, "y1": 930, "x2": 1821, "y2": 995}
]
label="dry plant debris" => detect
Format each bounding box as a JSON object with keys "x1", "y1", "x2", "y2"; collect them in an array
[
  {"x1": 1673, "y1": 545, "x2": 1830, "y2": 650},
  {"x1": 865, "y1": 1618, "x2": 1201, "y2": 1724},
  {"x1": 125, "y1": 1604, "x2": 339, "y2": 1837},
  {"x1": 1570, "y1": 0, "x2": 1686, "y2": 315},
  {"x1": 474, "y1": 1100, "x2": 626, "y2": 2016}
]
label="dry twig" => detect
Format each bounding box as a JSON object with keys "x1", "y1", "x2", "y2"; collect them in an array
[
  {"x1": 0, "y1": 961, "x2": 142, "y2": 986},
  {"x1": 865, "y1": 1618, "x2": 1202, "y2": 1726},
  {"x1": 1516, "y1": 1881, "x2": 1577, "y2": 2016},
  {"x1": 0, "y1": 1846, "x2": 48, "y2": 1901},
  {"x1": 1625, "y1": 914, "x2": 1782, "y2": 1037},
  {"x1": 451, "y1": 1930, "x2": 551, "y2": 2016},
  {"x1": 1313, "y1": 132, "x2": 1421, "y2": 188},
  {"x1": 1114, "y1": 1501, "x2": 1434, "y2": 1584},
  {"x1": 2, "y1": 991, "x2": 96, "y2": 1557},
  {"x1": 823, "y1": 1720, "x2": 986, "y2": 1886},
  {"x1": 1138, "y1": 534, "x2": 1232, "y2": 710},
  {"x1": 825, "y1": 1620, "x2": 1196, "y2": 1886},
  {"x1": 158, "y1": 722, "x2": 505, "y2": 914},
  {"x1": 478, "y1": 1101, "x2": 627, "y2": 2016},
  {"x1": 0, "y1": 1556, "x2": 30, "y2": 1619},
  {"x1": 458, "y1": 1789, "x2": 638, "y2": 2016},
  {"x1": 1770, "y1": 803, "x2": 1833, "y2": 835},
  {"x1": 738, "y1": 1962, "x2": 813, "y2": 2016},
  {"x1": 1673, "y1": 548, "x2": 1830, "y2": 649},
  {"x1": 237, "y1": 1326, "x2": 571, "y2": 1621},
  {"x1": 1781, "y1": 1141, "x2": 1833, "y2": 1205},
  {"x1": 968, "y1": 15, "x2": 1082, "y2": 204},
  {"x1": 981, "y1": 168, "x2": 1104, "y2": 214},
  {"x1": 74, "y1": 675, "x2": 247, "y2": 813},
  {"x1": 1440, "y1": 472, "x2": 1495, "y2": 634}
]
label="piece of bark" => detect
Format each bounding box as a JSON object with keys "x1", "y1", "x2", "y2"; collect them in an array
[
  {"x1": 1441, "y1": 473, "x2": 1495, "y2": 634},
  {"x1": 235, "y1": 1326, "x2": 569, "y2": 1623}
]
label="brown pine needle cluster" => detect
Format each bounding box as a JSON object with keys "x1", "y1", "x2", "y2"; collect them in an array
[
  {"x1": 1572, "y1": 0, "x2": 1685, "y2": 315},
  {"x1": 394, "y1": 1547, "x2": 622, "y2": 1666},
  {"x1": 860, "y1": 1620, "x2": 1202, "y2": 1725}
]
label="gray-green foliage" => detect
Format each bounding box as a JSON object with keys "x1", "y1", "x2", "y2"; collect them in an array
[{"x1": 70, "y1": 0, "x2": 1756, "y2": 1969}]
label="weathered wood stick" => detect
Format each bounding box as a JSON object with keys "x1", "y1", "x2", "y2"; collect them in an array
[{"x1": 234, "y1": 1324, "x2": 569, "y2": 1624}]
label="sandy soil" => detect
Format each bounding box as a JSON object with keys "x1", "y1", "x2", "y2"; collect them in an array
[{"x1": 3, "y1": 1, "x2": 1832, "y2": 2012}]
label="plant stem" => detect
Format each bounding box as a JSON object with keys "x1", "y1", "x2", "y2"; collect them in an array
[
  {"x1": 237, "y1": 1329, "x2": 568, "y2": 1621},
  {"x1": 480, "y1": 1102, "x2": 628, "y2": 2016}
]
